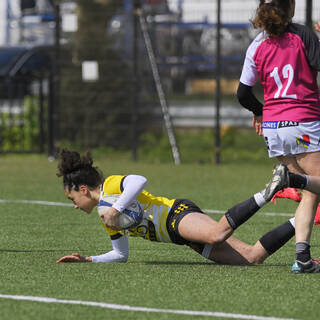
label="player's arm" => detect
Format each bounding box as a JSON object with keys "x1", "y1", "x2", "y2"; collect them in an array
[
  {"x1": 238, "y1": 37, "x2": 264, "y2": 130},
  {"x1": 56, "y1": 235, "x2": 129, "y2": 263},
  {"x1": 237, "y1": 82, "x2": 263, "y2": 136},
  {"x1": 237, "y1": 82, "x2": 263, "y2": 116},
  {"x1": 100, "y1": 175, "x2": 147, "y2": 229}
]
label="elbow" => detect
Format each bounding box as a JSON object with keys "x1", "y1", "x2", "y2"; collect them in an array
[
  {"x1": 139, "y1": 176, "x2": 148, "y2": 188},
  {"x1": 128, "y1": 175, "x2": 148, "y2": 189}
]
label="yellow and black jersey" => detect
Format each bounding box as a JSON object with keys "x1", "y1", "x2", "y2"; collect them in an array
[{"x1": 97, "y1": 175, "x2": 176, "y2": 243}]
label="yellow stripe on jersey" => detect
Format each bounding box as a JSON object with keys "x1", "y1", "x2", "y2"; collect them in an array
[
  {"x1": 99, "y1": 218, "x2": 122, "y2": 237},
  {"x1": 98, "y1": 175, "x2": 176, "y2": 243},
  {"x1": 102, "y1": 175, "x2": 124, "y2": 196}
]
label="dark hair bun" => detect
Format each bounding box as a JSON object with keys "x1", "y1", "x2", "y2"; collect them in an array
[{"x1": 57, "y1": 149, "x2": 93, "y2": 177}]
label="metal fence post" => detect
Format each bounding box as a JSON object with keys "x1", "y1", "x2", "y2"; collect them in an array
[
  {"x1": 48, "y1": 66, "x2": 54, "y2": 158},
  {"x1": 132, "y1": 0, "x2": 140, "y2": 162},
  {"x1": 305, "y1": 0, "x2": 313, "y2": 29},
  {"x1": 214, "y1": 0, "x2": 221, "y2": 164},
  {"x1": 48, "y1": 3, "x2": 60, "y2": 159},
  {"x1": 39, "y1": 76, "x2": 44, "y2": 153}
]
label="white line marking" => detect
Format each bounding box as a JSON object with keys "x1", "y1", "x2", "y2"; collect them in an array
[
  {"x1": 0, "y1": 294, "x2": 299, "y2": 320},
  {"x1": 0, "y1": 199, "x2": 73, "y2": 207},
  {"x1": 0, "y1": 199, "x2": 293, "y2": 217},
  {"x1": 204, "y1": 209, "x2": 294, "y2": 217}
]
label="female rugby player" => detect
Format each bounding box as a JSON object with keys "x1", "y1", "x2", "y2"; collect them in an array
[
  {"x1": 56, "y1": 149, "x2": 305, "y2": 267},
  {"x1": 237, "y1": 0, "x2": 320, "y2": 273}
]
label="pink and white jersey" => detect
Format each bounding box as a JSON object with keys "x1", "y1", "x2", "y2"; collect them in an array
[{"x1": 240, "y1": 23, "x2": 320, "y2": 122}]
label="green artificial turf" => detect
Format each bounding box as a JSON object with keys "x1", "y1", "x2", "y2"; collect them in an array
[{"x1": 0, "y1": 154, "x2": 318, "y2": 320}]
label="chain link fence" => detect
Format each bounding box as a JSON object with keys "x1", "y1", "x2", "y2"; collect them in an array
[{"x1": 1, "y1": 0, "x2": 319, "y2": 161}]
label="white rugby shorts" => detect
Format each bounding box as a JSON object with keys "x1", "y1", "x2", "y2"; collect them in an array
[{"x1": 262, "y1": 121, "x2": 320, "y2": 158}]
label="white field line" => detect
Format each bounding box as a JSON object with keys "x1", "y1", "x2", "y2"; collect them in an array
[
  {"x1": 204, "y1": 209, "x2": 294, "y2": 217},
  {"x1": 0, "y1": 294, "x2": 299, "y2": 320},
  {"x1": 0, "y1": 199, "x2": 294, "y2": 217},
  {"x1": 0, "y1": 199, "x2": 73, "y2": 207}
]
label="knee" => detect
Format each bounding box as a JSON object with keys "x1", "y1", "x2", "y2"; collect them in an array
[
  {"x1": 301, "y1": 189, "x2": 318, "y2": 200},
  {"x1": 207, "y1": 217, "x2": 234, "y2": 245},
  {"x1": 202, "y1": 216, "x2": 234, "y2": 245},
  {"x1": 206, "y1": 233, "x2": 229, "y2": 246}
]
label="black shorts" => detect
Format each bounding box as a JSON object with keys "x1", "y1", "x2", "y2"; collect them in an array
[{"x1": 166, "y1": 198, "x2": 205, "y2": 248}]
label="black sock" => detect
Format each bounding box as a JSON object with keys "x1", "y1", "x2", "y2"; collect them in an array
[
  {"x1": 296, "y1": 242, "x2": 311, "y2": 263},
  {"x1": 289, "y1": 172, "x2": 307, "y2": 189},
  {"x1": 259, "y1": 220, "x2": 295, "y2": 255},
  {"x1": 225, "y1": 197, "x2": 260, "y2": 230}
]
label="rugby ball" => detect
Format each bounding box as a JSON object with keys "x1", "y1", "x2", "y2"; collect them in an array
[{"x1": 97, "y1": 194, "x2": 143, "y2": 229}]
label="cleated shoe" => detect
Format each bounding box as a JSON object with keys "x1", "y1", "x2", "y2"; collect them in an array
[
  {"x1": 314, "y1": 204, "x2": 320, "y2": 225},
  {"x1": 261, "y1": 163, "x2": 290, "y2": 202},
  {"x1": 291, "y1": 259, "x2": 320, "y2": 274},
  {"x1": 269, "y1": 186, "x2": 320, "y2": 226},
  {"x1": 271, "y1": 188, "x2": 302, "y2": 204}
]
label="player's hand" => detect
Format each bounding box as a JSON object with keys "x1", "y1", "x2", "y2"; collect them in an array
[
  {"x1": 100, "y1": 207, "x2": 122, "y2": 230},
  {"x1": 56, "y1": 253, "x2": 92, "y2": 263},
  {"x1": 252, "y1": 115, "x2": 263, "y2": 136},
  {"x1": 314, "y1": 21, "x2": 320, "y2": 32}
]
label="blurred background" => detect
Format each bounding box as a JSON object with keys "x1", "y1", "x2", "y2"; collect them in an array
[{"x1": 0, "y1": 0, "x2": 319, "y2": 164}]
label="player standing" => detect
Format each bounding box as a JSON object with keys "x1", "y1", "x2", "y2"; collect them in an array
[{"x1": 237, "y1": 0, "x2": 320, "y2": 273}]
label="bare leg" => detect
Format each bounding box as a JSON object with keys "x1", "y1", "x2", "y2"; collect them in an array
[
  {"x1": 183, "y1": 212, "x2": 295, "y2": 265},
  {"x1": 294, "y1": 152, "x2": 320, "y2": 243},
  {"x1": 279, "y1": 153, "x2": 320, "y2": 266},
  {"x1": 178, "y1": 213, "x2": 263, "y2": 265},
  {"x1": 294, "y1": 190, "x2": 318, "y2": 243},
  {"x1": 281, "y1": 153, "x2": 320, "y2": 242},
  {"x1": 181, "y1": 215, "x2": 270, "y2": 265},
  {"x1": 207, "y1": 236, "x2": 269, "y2": 265},
  {"x1": 179, "y1": 190, "x2": 295, "y2": 265},
  {"x1": 178, "y1": 212, "x2": 233, "y2": 245}
]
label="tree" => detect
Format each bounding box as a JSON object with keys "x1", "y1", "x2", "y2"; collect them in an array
[{"x1": 59, "y1": 0, "x2": 133, "y2": 149}]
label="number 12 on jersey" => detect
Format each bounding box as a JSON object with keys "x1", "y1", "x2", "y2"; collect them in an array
[{"x1": 270, "y1": 64, "x2": 297, "y2": 99}]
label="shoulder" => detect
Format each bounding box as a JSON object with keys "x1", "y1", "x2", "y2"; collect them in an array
[
  {"x1": 103, "y1": 175, "x2": 127, "y2": 194},
  {"x1": 246, "y1": 32, "x2": 267, "y2": 56},
  {"x1": 287, "y1": 23, "x2": 319, "y2": 44},
  {"x1": 288, "y1": 23, "x2": 313, "y2": 34},
  {"x1": 287, "y1": 23, "x2": 320, "y2": 70}
]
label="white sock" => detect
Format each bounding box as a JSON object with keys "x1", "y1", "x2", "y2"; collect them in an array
[
  {"x1": 254, "y1": 192, "x2": 266, "y2": 207},
  {"x1": 289, "y1": 217, "x2": 295, "y2": 228}
]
